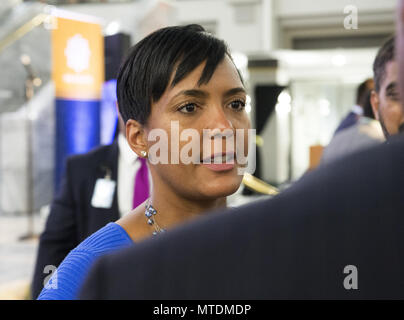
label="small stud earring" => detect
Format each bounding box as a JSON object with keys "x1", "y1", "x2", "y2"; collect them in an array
[{"x1": 140, "y1": 150, "x2": 147, "y2": 157}]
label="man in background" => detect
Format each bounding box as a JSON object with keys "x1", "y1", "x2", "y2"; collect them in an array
[
  {"x1": 371, "y1": 36, "x2": 404, "y2": 139},
  {"x1": 334, "y1": 78, "x2": 374, "y2": 135},
  {"x1": 31, "y1": 113, "x2": 150, "y2": 299},
  {"x1": 322, "y1": 36, "x2": 404, "y2": 165},
  {"x1": 321, "y1": 82, "x2": 384, "y2": 165}
]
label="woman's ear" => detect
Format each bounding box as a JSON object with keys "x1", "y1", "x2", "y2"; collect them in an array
[{"x1": 126, "y1": 119, "x2": 148, "y2": 157}]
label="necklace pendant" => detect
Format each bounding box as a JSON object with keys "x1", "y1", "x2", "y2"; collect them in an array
[{"x1": 145, "y1": 199, "x2": 165, "y2": 236}]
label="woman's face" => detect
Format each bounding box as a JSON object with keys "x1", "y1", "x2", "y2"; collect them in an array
[{"x1": 143, "y1": 55, "x2": 251, "y2": 200}]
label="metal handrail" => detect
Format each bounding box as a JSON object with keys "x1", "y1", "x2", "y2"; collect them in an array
[
  {"x1": 0, "y1": 12, "x2": 48, "y2": 53},
  {"x1": 242, "y1": 172, "x2": 279, "y2": 196}
]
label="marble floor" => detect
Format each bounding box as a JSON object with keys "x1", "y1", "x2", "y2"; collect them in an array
[{"x1": 0, "y1": 214, "x2": 46, "y2": 299}]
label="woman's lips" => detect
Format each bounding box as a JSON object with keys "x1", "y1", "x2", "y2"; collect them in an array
[
  {"x1": 201, "y1": 163, "x2": 235, "y2": 172},
  {"x1": 200, "y1": 152, "x2": 236, "y2": 171}
]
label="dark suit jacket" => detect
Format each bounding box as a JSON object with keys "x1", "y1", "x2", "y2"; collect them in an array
[
  {"x1": 78, "y1": 134, "x2": 404, "y2": 299},
  {"x1": 31, "y1": 141, "x2": 120, "y2": 299}
]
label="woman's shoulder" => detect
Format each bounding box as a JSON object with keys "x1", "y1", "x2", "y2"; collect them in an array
[
  {"x1": 75, "y1": 222, "x2": 134, "y2": 255},
  {"x1": 37, "y1": 223, "x2": 133, "y2": 300}
]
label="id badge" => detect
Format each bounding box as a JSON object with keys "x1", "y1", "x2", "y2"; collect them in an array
[{"x1": 91, "y1": 178, "x2": 116, "y2": 209}]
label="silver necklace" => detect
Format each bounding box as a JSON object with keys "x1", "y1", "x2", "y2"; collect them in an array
[{"x1": 145, "y1": 198, "x2": 166, "y2": 236}]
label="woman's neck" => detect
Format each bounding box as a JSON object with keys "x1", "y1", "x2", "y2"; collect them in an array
[
  {"x1": 149, "y1": 191, "x2": 227, "y2": 230},
  {"x1": 117, "y1": 182, "x2": 228, "y2": 243}
]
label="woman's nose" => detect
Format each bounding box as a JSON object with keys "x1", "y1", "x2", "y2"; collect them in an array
[{"x1": 205, "y1": 105, "x2": 234, "y2": 137}]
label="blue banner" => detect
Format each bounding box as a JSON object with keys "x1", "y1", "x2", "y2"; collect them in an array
[{"x1": 55, "y1": 98, "x2": 100, "y2": 192}]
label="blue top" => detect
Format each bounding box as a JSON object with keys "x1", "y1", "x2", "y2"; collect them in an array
[{"x1": 37, "y1": 222, "x2": 133, "y2": 300}]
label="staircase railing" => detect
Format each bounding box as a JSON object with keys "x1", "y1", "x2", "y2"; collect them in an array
[{"x1": 0, "y1": 12, "x2": 49, "y2": 53}]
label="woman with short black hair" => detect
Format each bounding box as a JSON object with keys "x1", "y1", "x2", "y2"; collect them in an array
[{"x1": 38, "y1": 24, "x2": 251, "y2": 300}]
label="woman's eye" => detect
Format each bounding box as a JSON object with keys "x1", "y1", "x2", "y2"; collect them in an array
[
  {"x1": 229, "y1": 100, "x2": 246, "y2": 111},
  {"x1": 178, "y1": 103, "x2": 197, "y2": 113}
]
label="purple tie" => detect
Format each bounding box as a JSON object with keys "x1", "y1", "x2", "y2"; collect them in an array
[{"x1": 132, "y1": 157, "x2": 150, "y2": 209}]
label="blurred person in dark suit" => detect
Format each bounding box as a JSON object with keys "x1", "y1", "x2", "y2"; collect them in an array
[
  {"x1": 333, "y1": 78, "x2": 374, "y2": 135},
  {"x1": 79, "y1": 134, "x2": 404, "y2": 299},
  {"x1": 321, "y1": 91, "x2": 384, "y2": 166},
  {"x1": 31, "y1": 113, "x2": 150, "y2": 299},
  {"x1": 371, "y1": 36, "x2": 404, "y2": 139},
  {"x1": 77, "y1": 6, "x2": 404, "y2": 299}
]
